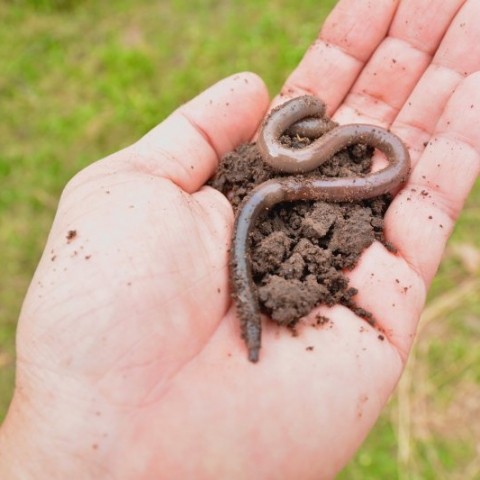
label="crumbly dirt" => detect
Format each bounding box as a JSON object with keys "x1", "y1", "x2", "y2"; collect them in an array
[{"x1": 209, "y1": 118, "x2": 393, "y2": 329}]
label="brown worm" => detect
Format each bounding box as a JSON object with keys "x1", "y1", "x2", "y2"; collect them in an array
[{"x1": 231, "y1": 95, "x2": 411, "y2": 363}]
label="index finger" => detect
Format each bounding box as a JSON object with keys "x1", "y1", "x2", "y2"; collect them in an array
[{"x1": 278, "y1": 0, "x2": 400, "y2": 109}]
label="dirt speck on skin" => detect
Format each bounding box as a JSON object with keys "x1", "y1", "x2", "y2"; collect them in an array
[
  {"x1": 209, "y1": 116, "x2": 393, "y2": 330},
  {"x1": 66, "y1": 229, "x2": 77, "y2": 242}
]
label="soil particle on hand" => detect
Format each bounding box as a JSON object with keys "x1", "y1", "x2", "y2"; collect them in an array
[
  {"x1": 66, "y1": 229, "x2": 77, "y2": 242},
  {"x1": 258, "y1": 274, "x2": 329, "y2": 326},
  {"x1": 209, "y1": 117, "x2": 392, "y2": 330}
]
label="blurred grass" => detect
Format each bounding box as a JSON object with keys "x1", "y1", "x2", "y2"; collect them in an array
[{"x1": 1, "y1": 0, "x2": 479, "y2": 477}]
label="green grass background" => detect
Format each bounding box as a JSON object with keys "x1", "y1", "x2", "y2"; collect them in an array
[{"x1": 1, "y1": 0, "x2": 479, "y2": 478}]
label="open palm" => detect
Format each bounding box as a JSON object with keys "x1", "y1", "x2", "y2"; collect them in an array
[{"x1": 2, "y1": 1, "x2": 480, "y2": 479}]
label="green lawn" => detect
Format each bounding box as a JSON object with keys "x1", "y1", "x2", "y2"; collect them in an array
[{"x1": 1, "y1": 0, "x2": 479, "y2": 477}]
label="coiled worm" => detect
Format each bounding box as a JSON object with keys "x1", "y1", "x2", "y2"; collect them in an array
[{"x1": 231, "y1": 95, "x2": 411, "y2": 362}]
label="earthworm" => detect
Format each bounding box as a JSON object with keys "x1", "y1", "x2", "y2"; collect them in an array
[{"x1": 231, "y1": 95, "x2": 411, "y2": 363}]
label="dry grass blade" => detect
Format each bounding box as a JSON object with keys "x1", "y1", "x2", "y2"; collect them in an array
[{"x1": 396, "y1": 275, "x2": 480, "y2": 478}]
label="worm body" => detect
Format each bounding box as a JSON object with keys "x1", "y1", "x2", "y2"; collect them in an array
[{"x1": 232, "y1": 95, "x2": 411, "y2": 363}]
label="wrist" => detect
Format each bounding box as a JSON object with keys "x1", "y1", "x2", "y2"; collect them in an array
[
  {"x1": 0, "y1": 389, "x2": 108, "y2": 480},
  {"x1": 0, "y1": 393, "x2": 41, "y2": 479}
]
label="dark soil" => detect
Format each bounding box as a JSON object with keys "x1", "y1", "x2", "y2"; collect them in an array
[{"x1": 209, "y1": 117, "x2": 393, "y2": 329}]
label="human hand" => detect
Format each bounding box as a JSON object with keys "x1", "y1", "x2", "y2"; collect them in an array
[{"x1": 1, "y1": 1, "x2": 480, "y2": 479}]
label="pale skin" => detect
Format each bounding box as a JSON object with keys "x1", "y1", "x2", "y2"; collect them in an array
[{"x1": 1, "y1": 0, "x2": 480, "y2": 478}]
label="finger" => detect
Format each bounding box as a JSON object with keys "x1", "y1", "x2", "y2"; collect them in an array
[
  {"x1": 348, "y1": 73, "x2": 480, "y2": 359},
  {"x1": 390, "y1": 73, "x2": 480, "y2": 283},
  {"x1": 334, "y1": 0, "x2": 466, "y2": 125},
  {"x1": 130, "y1": 72, "x2": 269, "y2": 193},
  {"x1": 394, "y1": 0, "x2": 480, "y2": 160},
  {"x1": 278, "y1": 0, "x2": 400, "y2": 111}
]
